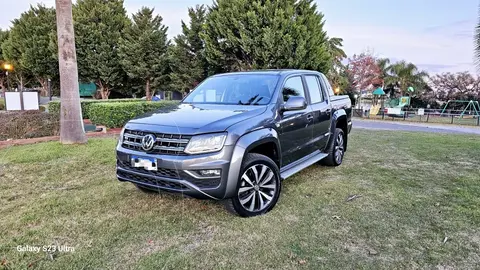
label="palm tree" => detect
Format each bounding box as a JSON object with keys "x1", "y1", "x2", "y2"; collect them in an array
[
  {"x1": 476, "y1": 5, "x2": 480, "y2": 68},
  {"x1": 327, "y1": 37, "x2": 347, "y2": 68},
  {"x1": 326, "y1": 37, "x2": 348, "y2": 93},
  {"x1": 376, "y1": 58, "x2": 391, "y2": 84},
  {"x1": 55, "y1": 0, "x2": 87, "y2": 144},
  {"x1": 388, "y1": 61, "x2": 428, "y2": 96}
]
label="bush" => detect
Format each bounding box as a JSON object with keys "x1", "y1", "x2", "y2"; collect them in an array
[
  {"x1": 0, "y1": 111, "x2": 60, "y2": 140},
  {"x1": 48, "y1": 98, "x2": 142, "y2": 119},
  {"x1": 0, "y1": 98, "x2": 5, "y2": 110},
  {"x1": 88, "y1": 101, "x2": 178, "y2": 128}
]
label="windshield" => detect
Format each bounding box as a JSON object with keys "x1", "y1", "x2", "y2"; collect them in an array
[{"x1": 183, "y1": 74, "x2": 279, "y2": 105}]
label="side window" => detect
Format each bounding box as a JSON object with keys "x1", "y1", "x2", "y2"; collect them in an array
[
  {"x1": 304, "y1": 76, "x2": 324, "y2": 104},
  {"x1": 282, "y1": 76, "x2": 305, "y2": 102},
  {"x1": 320, "y1": 74, "x2": 335, "y2": 96}
]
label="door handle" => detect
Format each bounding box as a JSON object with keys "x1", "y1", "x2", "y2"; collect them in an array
[
  {"x1": 325, "y1": 109, "x2": 331, "y2": 114},
  {"x1": 306, "y1": 114, "x2": 313, "y2": 122}
]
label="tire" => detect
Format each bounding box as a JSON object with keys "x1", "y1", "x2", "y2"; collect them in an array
[
  {"x1": 135, "y1": 184, "x2": 163, "y2": 194},
  {"x1": 224, "y1": 153, "x2": 281, "y2": 217},
  {"x1": 322, "y1": 128, "x2": 346, "y2": 167}
]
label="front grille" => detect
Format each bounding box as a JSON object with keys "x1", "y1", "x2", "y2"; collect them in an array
[
  {"x1": 117, "y1": 160, "x2": 179, "y2": 179},
  {"x1": 117, "y1": 171, "x2": 188, "y2": 191},
  {"x1": 122, "y1": 129, "x2": 192, "y2": 155}
]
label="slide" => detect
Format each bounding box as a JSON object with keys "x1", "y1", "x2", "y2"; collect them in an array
[{"x1": 370, "y1": 105, "x2": 381, "y2": 115}]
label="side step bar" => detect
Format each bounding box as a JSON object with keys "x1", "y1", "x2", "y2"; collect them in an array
[{"x1": 280, "y1": 151, "x2": 328, "y2": 180}]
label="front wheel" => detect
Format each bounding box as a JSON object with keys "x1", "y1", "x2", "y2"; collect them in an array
[{"x1": 224, "y1": 153, "x2": 281, "y2": 217}]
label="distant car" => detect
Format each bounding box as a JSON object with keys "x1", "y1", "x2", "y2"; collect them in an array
[
  {"x1": 140, "y1": 95, "x2": 162, "y2": 101},
  {"x1": 116, "y1": 70, "x2": 352, "y2": 217}
]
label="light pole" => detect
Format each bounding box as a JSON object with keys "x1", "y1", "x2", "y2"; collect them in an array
[
  {"x1": 48, "y1": 78, "x2": 52, "y2": 101},
  {"x1": 3, "y1": 63, "x2": 14, "y2": 108},
  {"x1": 3, "y1": 63, "x2": 13, "y2": 92}
]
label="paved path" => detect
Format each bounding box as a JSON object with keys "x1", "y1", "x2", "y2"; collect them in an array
[{"x1": 353, "y1": 118, "x2": 480, "y2": 135}]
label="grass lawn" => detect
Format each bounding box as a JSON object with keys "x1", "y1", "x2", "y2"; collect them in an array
[{"x1": 1, "y1": 130, "x2": 479, "y2": 269}]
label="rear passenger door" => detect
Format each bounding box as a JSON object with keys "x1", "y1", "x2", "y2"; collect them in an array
[{"x1": 304, "y1": 75, "x2": 331, "y2": 151}]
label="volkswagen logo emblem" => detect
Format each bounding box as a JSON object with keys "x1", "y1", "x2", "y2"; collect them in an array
[{"x1": 141, "y1": 134, "x2": 156, "y2": 151}]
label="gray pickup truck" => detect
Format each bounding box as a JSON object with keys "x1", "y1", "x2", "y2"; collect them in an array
[{"x1": 116, "y1": 70, "x2": 352, "y2": 217}]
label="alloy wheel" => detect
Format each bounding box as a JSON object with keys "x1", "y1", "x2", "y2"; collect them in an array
[
  {"x1": 238, "y1": 164, "x2": 277, "y2": 212},
  {"x1": 334, "y1": 133, "x2": 344, "y2": 164}
]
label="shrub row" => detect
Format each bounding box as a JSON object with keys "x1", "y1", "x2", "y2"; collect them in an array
[
  {"x1": 0, "y1": 111, "x2": 59, "y2": 141},
  {"x1": 48, "y1": 98, "x2": 142, "y2": 119},
  {"x1": 88, "y1": 101, "x2": 178, "y2": 128}
]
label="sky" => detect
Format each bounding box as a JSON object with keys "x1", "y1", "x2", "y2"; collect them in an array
[{"x1": 0, "y1": 0, "x2": 477, "y2": 74}]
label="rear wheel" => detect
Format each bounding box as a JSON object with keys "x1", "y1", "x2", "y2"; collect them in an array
[
  {"x1": 322, "y1": 128, "x2": 345, "y2": 166},
  {"x1": 225, "y1": 153, "x2": 281, "y2": 217}
]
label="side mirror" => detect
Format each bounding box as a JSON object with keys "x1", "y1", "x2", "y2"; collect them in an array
[{"x1": 283, "y1": 96, "x2": 307, "y2": 111}]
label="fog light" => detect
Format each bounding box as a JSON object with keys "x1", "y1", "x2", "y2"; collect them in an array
[{"x1": 198, "y1": 169, "x2": 221, "y2": 177}]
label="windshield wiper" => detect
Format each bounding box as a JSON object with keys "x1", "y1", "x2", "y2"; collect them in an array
[
  {"x1": 252, "y1": 97, "x2": 264, "y2": 105},
  {"x1": 238, "y1": 94, "x2": 260, "y2": 105}
]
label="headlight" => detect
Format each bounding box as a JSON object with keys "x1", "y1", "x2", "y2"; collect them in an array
[{"x1": 184, "y1": 132, "x2": 227, "y2": 154}]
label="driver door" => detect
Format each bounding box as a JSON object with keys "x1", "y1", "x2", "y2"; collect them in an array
[{"x1": 278, "y1": 76, "x2": 315, "y2": 166}]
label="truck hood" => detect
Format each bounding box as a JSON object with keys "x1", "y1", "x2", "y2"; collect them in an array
[{"x1": 128, "y1": 103, "x2": 267, "y2": 134}]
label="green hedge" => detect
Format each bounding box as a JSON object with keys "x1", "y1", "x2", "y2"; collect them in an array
[
  {"x1": 0, "y1": 111, "x2": 59, "y2": 140},
  {"x1": 88, "y1": 101, "x2": 178, "y2": 128},
  {"x1": 0, "y1": 98, "x2": 5, "y2": 110},
  {"x1": 48, "y1": 98, "x2": 142, "y2": 119}
]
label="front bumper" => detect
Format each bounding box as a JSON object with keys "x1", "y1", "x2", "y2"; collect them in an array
[{"x1": 116, "y1": 144, "x2": 236, "y2": 200}]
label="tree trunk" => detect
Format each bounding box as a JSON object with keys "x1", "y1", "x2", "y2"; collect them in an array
[
  {"x1": 55, "y1": 0, "x2": 87, "y2": 144},
  {"x1": 38, "y1": 78, "x2": 48, "y2": 97},
  {"x1": 97, "y1": 81, "x2": 110, "y2": 99},
  {"x1": 0, "y1": 79, "x2": 5, "y2": 98},
  {"x1": 100, "y1": 86, "x2": 110, "y2": 99},
  {"x1": 16, "y1": 75, "x2": 24, "y2": 92},
  {"x1": 146, "y1": 79, "x2": 151, "y2": 101}
]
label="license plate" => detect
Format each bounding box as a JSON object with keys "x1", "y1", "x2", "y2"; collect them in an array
[{"x1": 131, "y1": 155, "x2": 157, "y2": 171}]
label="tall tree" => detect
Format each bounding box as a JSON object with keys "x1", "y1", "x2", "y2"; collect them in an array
[
  {"x1": 202, "y1": 0, "x2": 331, "y2": 73},
  {"x1": 55, "y1": 0, "x2": 87, "y2": 144},
  {"x1": 1, "y1": 5, "x2": 57, "y2": 95},
  {"x1": 73, "y1": 0, "x2": 129, "y2": 99},
  {"x1": 169, "y1": 5, "x2": 208, "y2": 94},
  {"x1": 388, "y1": 61, "x2": 427, "y2": 96},
  {"x1": 118, "y1": 7, "x2": 169, "y2": 101}
]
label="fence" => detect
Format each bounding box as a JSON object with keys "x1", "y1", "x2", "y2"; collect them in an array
[{"x1": 353, "y1": 108, "x2": 480, "y2": 126}]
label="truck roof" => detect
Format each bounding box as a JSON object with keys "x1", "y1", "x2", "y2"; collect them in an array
[{"x1": 213, "y1": 69, "x2": 321, "y2": 77}]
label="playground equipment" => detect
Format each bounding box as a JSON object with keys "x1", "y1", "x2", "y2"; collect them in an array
[
  {"x1": 440, "y1": 100, "x2": 480, "y2": 118},
  {"x1": 384, "y1": 96, "x2": 410, "y2": 117},
  {"x1": 389, "y1": 96, "x2": 411, "y2": 108},
  {"x1": 367, "y1": 86, "x2": 412, "y2": 117},
  {"x1": 370, "y1": 104, "x2": 381, "y2": 115}
]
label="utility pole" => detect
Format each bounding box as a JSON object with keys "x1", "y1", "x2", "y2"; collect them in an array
[{"x1": 55, "y1": 0, "x2": 87, "y2": 144}]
